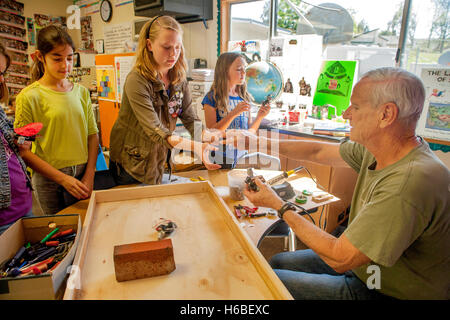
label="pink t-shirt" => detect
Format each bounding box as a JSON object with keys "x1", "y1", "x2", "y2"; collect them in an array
[{"x1": 0, "y1": 130, "x2": 32, "y2": 225}]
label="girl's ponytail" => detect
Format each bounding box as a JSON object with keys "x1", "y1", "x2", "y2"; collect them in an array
[{"x1": 31, "y1": 58, "x2": 45, "y2": 82}]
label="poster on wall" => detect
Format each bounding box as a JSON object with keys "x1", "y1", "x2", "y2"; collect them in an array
[
  {"x1": 269, "y1": 38, "x2": 284, "y2": 57},
  {"x1": 115, "y1": 55, "x2": 135, "y2": 103},
  {"x1": 312, "y1": 60, "x2": 357, "y2": 117},
  {"x1": 103, "y1": 22, "x2": 133, "y2": 54},
  {"x1": 81, "y1": 16, "x2": 94, "y2": 51},
  {"x1": 34, "y1": 13, "x2": 51, "y2": 33},
  {"x1": 228, "y1": 40, "x2": 265, "y2": 63},
  {"x1": 416, "y1": 67, "x2": 450, "y2": 142},
  {"x1": 26, "y1": 17, "x2": 35, "y2": 45},
  {"x1": 96, "y1": 65, "x2": 117, "y2": 102},
  {"x1": 51, "y1": 16, "x2": 67, "y2": 27}
]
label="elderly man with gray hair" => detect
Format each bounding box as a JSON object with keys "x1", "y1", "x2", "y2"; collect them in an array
[{"x1": 231, "y1": 67, "x2": 449, "y2": 300}]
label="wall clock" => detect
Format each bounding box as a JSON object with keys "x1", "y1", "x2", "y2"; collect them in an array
[{"x1": 100, "y1": 0, "x2": 113, "y2": 22}]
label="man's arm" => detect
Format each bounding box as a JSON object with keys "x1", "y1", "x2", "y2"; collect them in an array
[
  {"x1": 232, "y1": 131, "x2": 349, "y2": 167},
  {"x1": 277, "y1": 138, "x2": 349, "y2": 167},
  {"x1": 282, "y1": 210, "x2": 371, "y2": 273},
  {"x1": 244, "y1": 178, "x2": 370, "y2": 273}
]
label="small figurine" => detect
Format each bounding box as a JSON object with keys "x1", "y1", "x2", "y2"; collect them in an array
[
  {"x1": 284, "y1": 78, "x2": 293, "y2": 93},
  {"x1": 298, "y1": 77, "x2": 311, "y2": 96}
]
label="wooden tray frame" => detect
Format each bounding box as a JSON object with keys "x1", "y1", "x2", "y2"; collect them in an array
[{"x1": 64, "y1": 182, "x2": 292, "y2": 300}]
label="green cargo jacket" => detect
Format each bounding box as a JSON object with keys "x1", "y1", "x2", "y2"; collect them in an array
[{"x1": 109, "y1": 69, "x2": 201, "y2": 185}]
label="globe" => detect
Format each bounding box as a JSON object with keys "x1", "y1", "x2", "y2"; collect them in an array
[{"x1": 245, "y1": 61, "x2": 283, "y2": 105}]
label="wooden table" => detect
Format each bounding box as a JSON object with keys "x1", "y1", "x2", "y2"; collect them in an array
[{"x1": 57, "y1": 169, "x2": 339, "y2": 247}]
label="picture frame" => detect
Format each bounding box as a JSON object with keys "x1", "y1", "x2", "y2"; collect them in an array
[
  {"x1": 73, "y1": 52, "x2": 81, "y2": 68},
  {"x1": 96, "y1": 39, "x2": 104, "y2": 54}
]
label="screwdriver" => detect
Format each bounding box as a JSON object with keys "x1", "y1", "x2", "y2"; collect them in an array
[
  {"x1": 267, "y1": 166, "x2": 304, "y2": 185},
  {"x1": 7, "y1": 246, "x2": 26, "y2": 268}
]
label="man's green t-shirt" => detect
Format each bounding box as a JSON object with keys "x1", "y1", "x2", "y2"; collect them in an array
[
  {"x1": 340, "y1": 138, "x2": 449, "y2": 300},
  {"x1": 14, "y1": 82, "x2": 98, "y2": 170}
]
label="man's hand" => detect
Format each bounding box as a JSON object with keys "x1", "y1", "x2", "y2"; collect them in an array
[
  {"x1": 224, "y1": 129, "x2": 258, "y2": 151},
  {"x1": 243, "y1": 177, "x2": 284, "y2": 211}
]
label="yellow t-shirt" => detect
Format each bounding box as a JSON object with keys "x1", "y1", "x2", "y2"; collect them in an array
[{"x1": 14, "y1": 82, "x2": 98, "y2": 169}]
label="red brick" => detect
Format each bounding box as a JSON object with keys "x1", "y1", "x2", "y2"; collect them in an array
[{"x1": 113, "y1": 239, "x2": 175, "y2": 282}]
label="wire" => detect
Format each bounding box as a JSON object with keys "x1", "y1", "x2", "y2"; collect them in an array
[
  {"x1": 302, "y1": 167, "x2": 326, "y2": 190},
  {"x1": 318, "y1": 205, "x2": 325, "y2": 229},
  {"x1": 290, "y1": 202, "x2": 316, "y2": 225},
  {"x1": 301, "y1": 167, "x2": 329, "y2": 229}
]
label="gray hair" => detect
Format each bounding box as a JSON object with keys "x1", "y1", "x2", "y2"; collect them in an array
[{"x1": 360, "y1": 67, "x2": 425, "y2": 127}]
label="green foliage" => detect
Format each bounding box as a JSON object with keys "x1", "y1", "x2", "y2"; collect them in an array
[{"x1": 261, "y1": 0, "x2": 307, "y2": 33}]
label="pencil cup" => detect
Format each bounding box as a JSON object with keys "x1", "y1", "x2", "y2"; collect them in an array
[{"x1": 227, "y1": 170, "x2": 247, "y2": 201}]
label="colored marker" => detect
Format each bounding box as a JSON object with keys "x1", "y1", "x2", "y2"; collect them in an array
[{"x1": 40, "y1": 228, "x2": 59, "y2": 244}]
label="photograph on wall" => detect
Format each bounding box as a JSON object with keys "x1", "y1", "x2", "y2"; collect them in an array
[
  {"x1": 312, "y1": 60, "x2": 357, "y2": 117},
  {"x1": 96, "y1": 65, "x2": 116, "y2": 102},
  {"x1": 51, "y1": 16, "x2": 67, "y2": 27},
  {"x1": 269, "y1": 38, "x2": 284, "y2": 57},
  {"x1": 81, "y1": 16, "x2": 94, "y2": 51},
  {"x1": 416, "y1": 67, "x2": 450, "y2": 142},
  {"x1": 34, "y1": 13, "x2": 51, "y2": 32}
]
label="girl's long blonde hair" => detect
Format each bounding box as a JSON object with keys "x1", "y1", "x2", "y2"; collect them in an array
[
  {"x1": 0, "y1": 42, "x2": 10, "y2": 105},
  {"x1": 134, "y1": 16, "x2": 187, "y2": 85},
  {"x1": 209, "y1": 52, "x2": 251, "y2": 114}
]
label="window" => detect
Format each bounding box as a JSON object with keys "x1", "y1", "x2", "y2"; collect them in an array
[
  {"x1": 229, "y1": 0, "x2": 270, "y2": 41},
  {"x1": 405, "y1": 0, "x2": 450, "y2": 76},
  {"x1": 221, "y1": 0, "x2": 449, "y2": 77}
]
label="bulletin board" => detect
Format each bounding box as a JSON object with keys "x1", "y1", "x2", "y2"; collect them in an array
[
  {"x1": 96, "y1": 65, "x2": 116, "y2": 102},
  {"x1": 312, "y1": 60, "x2": 357, "y2": 117}
]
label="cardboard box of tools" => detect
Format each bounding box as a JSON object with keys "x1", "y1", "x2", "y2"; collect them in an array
[{"x1": 0, "y1": 214, "x2": 81, "y2": 300}]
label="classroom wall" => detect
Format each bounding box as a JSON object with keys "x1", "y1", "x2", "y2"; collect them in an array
[
  {"x1": 88, "y1": 0, "x2": 218, "y2": 69},
  {"x1": 18, "y1": 0, "x2": 218, "y2": 69},
  {"x1": 20, "y1": 0, "x2": 75, "y2": 56}
]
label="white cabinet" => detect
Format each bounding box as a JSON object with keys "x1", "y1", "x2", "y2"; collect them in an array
[{"x1": 188, "y1": 80, "x2": 212, "y2": 126}]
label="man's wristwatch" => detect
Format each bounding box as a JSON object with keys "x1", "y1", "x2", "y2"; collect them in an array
[{"x1": 277, "y1": 202, "x2": 298, "y2": 219}]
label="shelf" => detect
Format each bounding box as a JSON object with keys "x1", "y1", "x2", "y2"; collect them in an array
[
  {"x1": 0, "y1": 7, "x2": 24, "y2": 17},
  {"x1": 5, "y1": 46, "x2": 26, "y2": 54},
  {"x1": 0, "y1": 32, "x2": 25, "y2": 42},
  {"x1": 0, "y1": 20, "x2": 24, "y2": 29},
  {"x1": 8, "y1": 72, "x2": 30, "y2": 79},
  {"x1": 5, "y1": 83, "x2": 26, "y2": 89},
  {"x1": 11, "y1": 61, "x2": 28, "y2": 66}
]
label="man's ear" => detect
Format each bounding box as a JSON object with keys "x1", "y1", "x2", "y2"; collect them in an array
[{"x1": 379, "y1": 102, "x2": 399, "y2": 128}]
